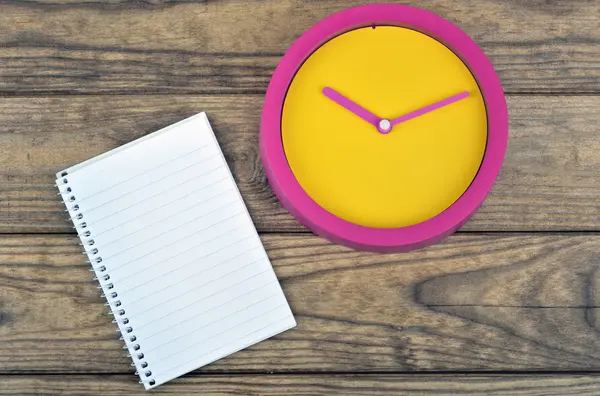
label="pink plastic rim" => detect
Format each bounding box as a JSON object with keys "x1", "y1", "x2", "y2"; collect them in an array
[{"x1": 260, "y1": 4, "x2": 508, "y2": 252}]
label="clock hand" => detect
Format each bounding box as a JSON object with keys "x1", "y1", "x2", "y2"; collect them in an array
[
  {"x1": 322, "y1": 87, "x2": 380, "y2": 127},
  {"x1": 390, "y1": 91, "x2": 470, "y2": 127}
]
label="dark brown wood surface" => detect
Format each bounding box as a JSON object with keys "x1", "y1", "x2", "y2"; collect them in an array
[
  {"x1": 1, "y1": 95, "x2": 599, "y2": 233},
  {"x1": 3, "y1": 234, "x2": 600, "y2": 374},
  {"x1": 2, "y1": 0, "x2": 600, "y2": 394},
  {"x1": 3, "y1": 374, "x2": 600, "y2": 395},
  {"x1": 1, "y1": 0, "x2": 599, "y2": 94}
]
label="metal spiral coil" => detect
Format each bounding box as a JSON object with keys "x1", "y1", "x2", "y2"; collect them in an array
[{"x1": 58, "y1": 171, "x2": 156, "y2": 387}]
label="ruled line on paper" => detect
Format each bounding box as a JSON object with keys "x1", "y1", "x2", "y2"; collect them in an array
[
  {"x1": 87, "y1": 168, "x2": 229, "y2": 228},
  {"x1": 142, "y1": 293, "x2": 283, "y2": 351},
  {"x1": 128, "y1": 269, "x2": 273, "y2": 324},
  {"x1": 59, "y1": 145, "x2": 210, "y2": 202},
  {"x1": 141, "y1": 283, "x2": 279, "y2": 341},
  {"x1": 151, "y1": 317, "x2": 294, "y2": 387},
  {"x1": 100, "y1": 210, "x2": 246, "y2": 273},
  {"x1": 148, "y1": 306, "x2": 292, "y2": 372},
  {"x1": 90, "y1": 180, "x2": 233, "y2": 240},
  {"x1": 82, "y1": 153, "x2": 224, "y2": 214},
  {"x1": 123, "y1": 244, "x2": 264, "y2": 306},
  {"x1": 127, "y1": 248, "x2": 267, "y2": 313},
  {"x1": 145, "y1": 302, "x2": 289, "y2": 356},
  {"x1": 109, "y1": 220, "x2": 255, "y2": 284},
  {"x1": 125, "y1": 255, "x2": 269, "y2": 319},
  {"x1": 112, "y1": 233, "x2": 258, "y2": 293},
  {"x1": 95, "y1": 193, "x2": 241, "y2": 258}
]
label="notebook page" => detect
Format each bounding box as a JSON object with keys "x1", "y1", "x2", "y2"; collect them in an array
[{"x1": 56, "y1": 113, "x2": 295, "y2": 389}]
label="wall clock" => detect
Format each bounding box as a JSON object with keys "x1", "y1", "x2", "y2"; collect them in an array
[{"x1": 260, "y1": 4, "x2": 508, "y2": 252}]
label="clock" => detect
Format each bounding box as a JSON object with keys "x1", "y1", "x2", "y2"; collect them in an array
[{"x1": 260, "y1": 4, "x2": 508, "y2": 252}]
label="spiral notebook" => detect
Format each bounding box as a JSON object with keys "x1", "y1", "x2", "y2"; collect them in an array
[{"x1": 56, "y1": 113, "x2": 296, "y2": 389}]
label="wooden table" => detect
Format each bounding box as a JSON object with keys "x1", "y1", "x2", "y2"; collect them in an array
[{"x1": 1, "y1": 1, "x2": 600, "y2": 394}]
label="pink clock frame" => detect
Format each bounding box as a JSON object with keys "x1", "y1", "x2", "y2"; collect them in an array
[{"x1": 260, "y1": 4, "x2": 508, "y2": 253}]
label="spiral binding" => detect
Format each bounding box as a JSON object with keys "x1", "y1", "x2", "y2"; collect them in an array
[{"x1": 57, "y1": 171, "x2": 156, "y2": 388}]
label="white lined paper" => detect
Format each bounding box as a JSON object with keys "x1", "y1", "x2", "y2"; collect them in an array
[{"x1": 56, "y1": 112, "x2": 295, "y2": 390}]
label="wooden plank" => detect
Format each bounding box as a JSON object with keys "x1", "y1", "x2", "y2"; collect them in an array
[
  {"x1": 1, "y1": 0, "x2": 599, "y2": 94},
  {"x1": 3, "y1": 374, "x2": 600, "y2": 395},
  {"x1": 1, "y1": 95, "x2": 599, "y2": 233},
  {"x1": 2, "y1": 233, "x2": 600, "y2": 373}
]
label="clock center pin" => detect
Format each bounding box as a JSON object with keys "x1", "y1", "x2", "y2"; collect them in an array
[{"x1": 378, "y1": 119, "x2": 392, "y2": 134}]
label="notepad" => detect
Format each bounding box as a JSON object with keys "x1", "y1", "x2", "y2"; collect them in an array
[{"x1": 56, "y1": 113, "x2": 296, "y2": 389}]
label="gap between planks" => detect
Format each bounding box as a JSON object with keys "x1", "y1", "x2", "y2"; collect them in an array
[
  {"x1": 6, "y1": 370, "x2": 600, "y2": 376},
  {"x1": 3, "y1": 231, "x2": 600, "y2": 235},
  {"x1": 1, "y1": 92, "x2": 600, "y2": 98}
]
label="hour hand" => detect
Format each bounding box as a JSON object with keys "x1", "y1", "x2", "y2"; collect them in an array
[{"x1": 322, "y1": 87, "x2": 380, "y2": 127}]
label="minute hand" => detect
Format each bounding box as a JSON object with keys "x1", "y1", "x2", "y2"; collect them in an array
[{"x1": 390, "y1": 91, "x2": 470, "y2": 127}]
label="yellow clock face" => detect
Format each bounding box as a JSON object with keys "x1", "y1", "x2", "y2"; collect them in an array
[{"x1": 282, "y1": 26, "x2": 488, "y2": 229}]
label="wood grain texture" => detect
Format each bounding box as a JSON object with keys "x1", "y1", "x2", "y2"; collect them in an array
[
  {"x1": 0, "y1": 95, "x2": 599, "y2": 233},
  {"x1": 1, "y1": 0, "x2": 599, "y2": 94},
  {"x1": 4, "y1": 374, "x2": 600, "y2": 395},
  {"x1": 2, "y1": 233, "x2": 600, "y2": 373}
]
